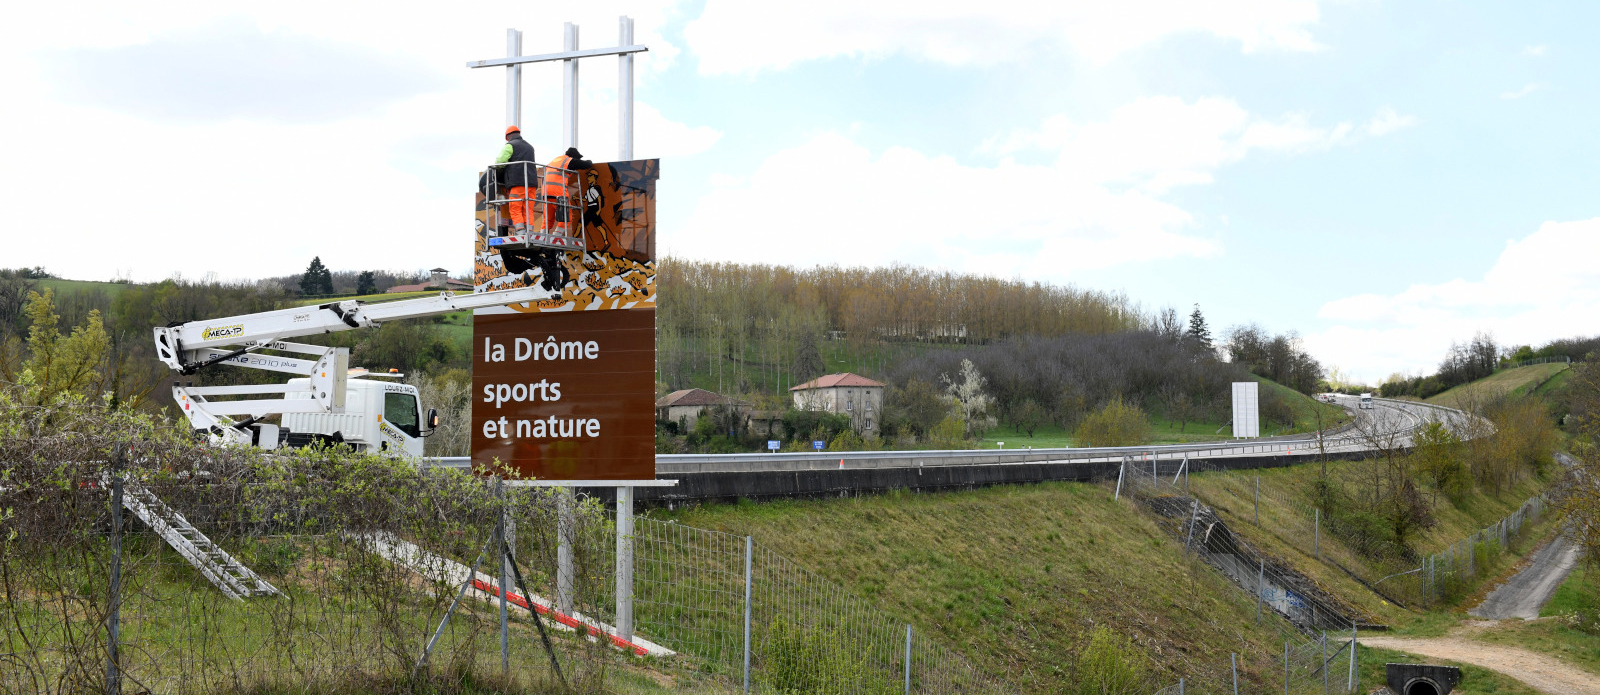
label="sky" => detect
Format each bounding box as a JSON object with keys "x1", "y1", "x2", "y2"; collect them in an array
[{"x1": 1, "y1": 0, "x2": 1597, "y2": 384}]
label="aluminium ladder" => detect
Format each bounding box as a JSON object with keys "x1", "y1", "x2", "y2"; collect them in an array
[{"x1": 116, "y1": 480, "x2": 283, "y2": 600}]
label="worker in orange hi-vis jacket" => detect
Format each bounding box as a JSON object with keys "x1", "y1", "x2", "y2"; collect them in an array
[
  {"x1": 541, "y1": 147, "x2": 592, "y2": 238},
  {"x1": 495, "y1": 126, "x2": 537, "y2": 233}
]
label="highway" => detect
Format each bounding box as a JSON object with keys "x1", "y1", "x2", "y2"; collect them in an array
[{"x1": 427, "y1": 396, "x2": 1471, "y2": 475}]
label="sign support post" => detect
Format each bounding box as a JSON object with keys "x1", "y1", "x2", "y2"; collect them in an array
[{"x1": 470, "y1": 16, "x2": 653, "y2": 635}]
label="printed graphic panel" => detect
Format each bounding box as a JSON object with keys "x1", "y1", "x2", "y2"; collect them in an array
[
  {"x1": 472, "y1": 309, "x2": 656, "y2": 480},
  {"x1": 473, "y1": 159, "x2": 658, "y2": 314}
]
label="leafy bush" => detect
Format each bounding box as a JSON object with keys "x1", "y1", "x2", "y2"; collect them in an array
[
  {"x1": 1070, "y1": 625, "x2": 1150, "y2": 695},
  {"x1": 1074, "y1": 397, "x2": 1150, "y2": 447},
  {"x1": 762, "y1": 619, "x2": 894, "y2": 695}
]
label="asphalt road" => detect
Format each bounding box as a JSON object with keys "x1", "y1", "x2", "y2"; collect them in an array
[{"x1": 1469, "y1": 535, "x2": 1581, "y2": 619}]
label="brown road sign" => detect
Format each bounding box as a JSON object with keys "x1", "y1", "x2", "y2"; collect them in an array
[{"x1": 472, "y1": 308, "x2": 656, "y2": 481}]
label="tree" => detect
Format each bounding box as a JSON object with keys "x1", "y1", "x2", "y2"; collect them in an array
[
  {"x1": 792, "y1": 332, "x2": 825, "y2": 385},
  {"x1": 2, "y1": 289, "x2": 112, "y2": 408},
  {"x1": 1074, "y1": 396, "x2": 1149, "y2": 447},
  {"x1": 942, "y1": 358, "x2": 997, "y2": 438},
  {"x1": 1186, "y1": 304, "x2": 1212, "y2": 351},
  {"x1": 356, "y1": 271, "x2": 377, "y2": 296},
  {"x1": 883, "y1": 378, "x2": 949, "y2": 439},
  {"x1": 300, "y1": 256, "x2": 333, "y2": 296},
  {"x1": 1410, "y1": 420, "x2": 1467, "y2": 503},
  {"x1": 1011, "y1": 399, "x2": 1047, "y2": 437}
]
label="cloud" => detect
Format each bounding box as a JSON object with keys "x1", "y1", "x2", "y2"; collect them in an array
[
  {"x1": 46, "y1": 19, "x2": 453, "y2": 123},
  {"x1": 1499, "y1": 83, "x2": 1541, "y2": 100},
  {"x1": 677, "y1": 132, "x2": 1214, "y2": 277},
  {"x1": 986, "y1": 98, "x2": 1404, "y2": 193},
  {"x1": 1363, "y1": 107, "x2": 1417, "y2": 136},
  {"x1": 676, "y1": 97, "x2": 1393, "y2": 277},
  {"x1": 684, "y1": 0, "x2": 1325, "y2": 74},
  {"x1": 1524, "y1": 44, "x2": 1547, "y2": 57},
  {"x1": 1306, "y1": 217, "x2": 1600, "y2": 381}
]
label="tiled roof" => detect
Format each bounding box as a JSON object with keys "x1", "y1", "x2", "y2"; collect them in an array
[
  {"x1": 655, "y1": 388, "x2": 745, "y2": 408},
  {"x1": 789, "y1": 373, "x2": 885, "y2": 391}
]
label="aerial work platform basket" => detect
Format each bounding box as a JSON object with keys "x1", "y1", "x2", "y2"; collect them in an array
[{"x1": 483, "y1": 160, "x2": 586, "y2": 254}]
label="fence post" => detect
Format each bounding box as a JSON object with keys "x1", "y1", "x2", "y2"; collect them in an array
[
  {"x1": 743, "y1": 535, "x2": 753, "y2": 694},
  {"x1": 1179, "y1": 678, "x2": 1185, "y2": 695},
  {"x1": 616, "y1": 485, "x2": 634, "y2": 643},
  {"x1": 904, "y1": 624, "x2": 912, "y2": 695},
  {"x1": 1322, "y1": 631, "x2": 1329, "y2": 695},
  {"x1": 1255, "y1": 476, "x2": 1260, "y2": 526},
  {"x1": 1257, "y1": 559, "x2": 1265, "y2": 624},
  {"x1": 1114, "y1": 458, "x2": 1125, "y2": 501},
  {"x1": 1184, "y1": 501, "x2": 1200, "y2": 553},
  {"x1": 1285, "y1": 640, "x2": 1290, "y2": 695},
  {"x1": 1232, "y1": 653, "x2": 1239, "y2": 695},
  {"x1": 106, "y1": 443, "x2": 124, "y2": 695},
  {"x1": 1315, "y1": 509, "x2": 1321, "y2": 559},
  {"x1": 557, "y1": 488, "x2": 575, "y2": 614},
  {"x1": 1348, "y1": 622, "x2": 1357, "y2": 693},
  {"x1": 496, "y1": 477, "x2": 509, "y2": 678}
]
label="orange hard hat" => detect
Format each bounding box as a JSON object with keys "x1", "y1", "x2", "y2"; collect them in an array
[{"x1": 505, "y1": 125, "x2": 521, "y2": 135}]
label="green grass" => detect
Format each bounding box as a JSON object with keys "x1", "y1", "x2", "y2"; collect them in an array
[
  {"x1": 291, "y1": 291, "x2": 436, "y2": 307},
  {"x1": 5, "y1": 537, "x2": 692, "y2": 695},
  {"x1": 1542, "y1": 564, "x2": 1593, "y2": 618},
  {"x1": 649, "y1": 482, "x2": 1314, "y2": 694},
  {"x1": 33, "y1": 277, "x2": 135, "y2": 297},
  {"x1": 1426, "y1": 363, "x2": 1571, "y2": 409},
  {"x1": 1187, "y1": 458, "x2": 1555, "y2": 624}
]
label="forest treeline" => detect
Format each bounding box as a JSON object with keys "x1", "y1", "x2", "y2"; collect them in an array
[
  {"x1": 5, "y1": 260, "x2": 1329, "y2": 454},
  {"x1": 656, "y1": 257, "x2": 1147, "y2": 397},
  {"x1": 1380, "y1": 332, "x2": 1596, "y2": 400}
]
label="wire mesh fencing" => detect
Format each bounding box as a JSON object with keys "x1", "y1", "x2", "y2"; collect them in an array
[
  {"x1": 0, "y1": 415, "x2": 1009, "y2": 695},
  {"x1": 1115, "y1": 455, "x2": 1368, "y2": 694},
  {"x1": 1179, "y1": 452, "x2": 1550, "y2": 609},
  {"x1": 622, "y1": 517, "x2": 1008, "y2": 695}
]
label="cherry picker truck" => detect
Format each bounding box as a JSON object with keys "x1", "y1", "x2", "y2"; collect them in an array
[{"x1": 154, "y1": 285, "x2": 553, "y2": 457}]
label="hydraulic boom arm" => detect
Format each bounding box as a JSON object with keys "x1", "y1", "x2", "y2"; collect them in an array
[{"x1": 153, "y1": 287, "x2": 547, "y2": 447}]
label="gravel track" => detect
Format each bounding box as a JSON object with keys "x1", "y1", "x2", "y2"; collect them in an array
[{"x1": 1360, "y1": 635, "x2": 1599, "y2": 695}]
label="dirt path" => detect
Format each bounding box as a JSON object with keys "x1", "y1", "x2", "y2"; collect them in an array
[
  {"x1": 1361, "y1": 636, "x2": 1600, "y2": 695},
  {"x1": 1471, "y1": 535, "x2": 1581, "y2": 619}
]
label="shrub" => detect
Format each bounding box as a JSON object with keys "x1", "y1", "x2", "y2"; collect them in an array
[
  {"x1": 1071, "y1": 625, "x2": 1150, "y2": 695},
  {"x1": 1075, "y1": 397, "x2": 1149, "y2": 447},
  {"x1": 762, "y1": 619, "x2": 894, "y2": 695}
]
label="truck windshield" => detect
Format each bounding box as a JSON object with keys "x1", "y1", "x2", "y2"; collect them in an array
[{"x1": 385, "y1": 392, "x2": 421, "y2": 438}]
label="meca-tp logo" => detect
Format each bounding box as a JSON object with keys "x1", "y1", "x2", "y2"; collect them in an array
[{"x1": 201, "y1": 324, "x2": 245, "y2": 341}]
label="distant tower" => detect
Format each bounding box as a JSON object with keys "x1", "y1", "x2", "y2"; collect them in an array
[{"x1": 429, "y1": 267, "x2": 449, "y2": 289}]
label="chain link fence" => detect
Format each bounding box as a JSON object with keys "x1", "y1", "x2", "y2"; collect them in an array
[
  {"x1": 1114, "y1": 455, "x2": 1363, "y2": 694},
  {"x1": 0, "y1": 414, "x2": 1008, "y2": 695},
  {"x1": 1179, "y1": 453, "x2": 1549, "y2": 609}
]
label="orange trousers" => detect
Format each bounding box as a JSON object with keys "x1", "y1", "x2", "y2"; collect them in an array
[{"x1": 506, "y1": 186, "x2": 532, "y2": 226}]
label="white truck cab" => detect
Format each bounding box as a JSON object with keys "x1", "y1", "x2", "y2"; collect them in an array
[
  {"x1": 1359, "y1": 393, "x2": 1374, "y2": 410},
  {"x1": 280, "y1": 371, "x2": 433, "y2": 457}
]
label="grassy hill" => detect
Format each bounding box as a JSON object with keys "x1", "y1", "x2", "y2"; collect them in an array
[
  {"x1": 1425, "y1": 363, "x2": 1571, "y2": 409},
  {"x1": 34, "y1": 277, "x2": 136, "y2": 298},
  {"x1": 979, "y1": 374, "x2": 1349, "y2": 448},
  {"x1": 652, "y1": 483, "x2": 1316, "y2": 694}
]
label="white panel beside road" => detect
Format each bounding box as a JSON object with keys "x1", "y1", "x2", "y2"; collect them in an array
[{"x1": 1232, "y1": 382, "x2": 1260, "y2": 439}]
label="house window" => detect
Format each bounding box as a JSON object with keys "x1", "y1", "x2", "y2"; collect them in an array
[{"x1": 866, "y1": 418, "x2": 873, "y2": 429}]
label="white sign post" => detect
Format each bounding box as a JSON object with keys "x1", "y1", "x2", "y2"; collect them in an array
[{"x1": 468, "y1": 18, "x2": 651, "y2": 640}]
